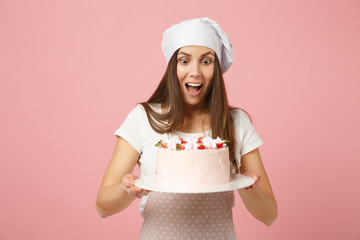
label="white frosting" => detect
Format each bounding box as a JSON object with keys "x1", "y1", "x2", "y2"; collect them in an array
[
  {"x1": 162, "y1": 136, "x2": 226, "y2": 150},
  {"x1": 184, "y1": 136, "x2": 198, "y2": 150},
  {"x1": 166, "y1": 137, "x2": 182, "y2": 150},
  {"x1": 202, "y1": 136, "x2": 217, "y2": 148},
  {"x1": 214, "y1": 137, "x2": 224, "y2": 143}
]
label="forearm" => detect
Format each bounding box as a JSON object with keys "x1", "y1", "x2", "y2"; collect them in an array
[
  {"x1": 238, "y1": 187, "x2": 278, "y2": 226},
  {"x1": 96, "y1": 184, "x2": 136, "y2": 218}
]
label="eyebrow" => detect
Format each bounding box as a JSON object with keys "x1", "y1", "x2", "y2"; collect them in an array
[{"x1": 178, "y1": 51, "x2": 215, "y2": 57}]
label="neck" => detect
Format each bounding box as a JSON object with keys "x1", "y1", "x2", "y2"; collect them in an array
[
  {"x1": 184, "y1": 103, "x2": 207, "y2": 118},
  {"x1": 177, "y1": 103, "x2": 211, "y2": 133}
]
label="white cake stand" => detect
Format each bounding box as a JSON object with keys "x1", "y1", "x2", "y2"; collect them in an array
[{"x1": 134, "y1": 174, "x2": 255, "y2": 193}]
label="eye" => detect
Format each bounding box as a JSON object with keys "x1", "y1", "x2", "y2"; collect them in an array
[
  {"x1": 202, "y1": 58, "x2": 212, "y2": 64},
  {"x1": 178, "y1": 58, "x2": 189, "y2": 64}
]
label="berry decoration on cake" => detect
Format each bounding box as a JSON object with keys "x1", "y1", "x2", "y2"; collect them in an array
[{"x1": 155, "y1": 136, "x2": 229, "y2": 151}]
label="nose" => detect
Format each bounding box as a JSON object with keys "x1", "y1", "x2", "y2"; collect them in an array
[{"x1": 190, "y1": 62, "x2": 201, "y2": 78}]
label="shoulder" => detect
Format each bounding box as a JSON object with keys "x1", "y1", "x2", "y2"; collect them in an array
[
  {"x1": 130, "y1": 103, "x2": 151, "y2": 116},
  {"x1": 136, "y1": 103, "x2": 162, "y2": 113},
  {"x1": 125, "y1": 104, "x2": 144, "y2": 117},
  {"x1": 121, "y1": 104, "x2": 147, "y2": 123},
  {"x1": 230, "y1": 107, "x2": 258, "y2": 133},
  {"x1": 126, "y1": 103, "x2": 163, "y2": 123},
  {"x1": 230, "y1": 108, "x2": 251, "y2": 122},
  {"x1": 134, "y1": 103, "x2": 145, "y2": 111}
]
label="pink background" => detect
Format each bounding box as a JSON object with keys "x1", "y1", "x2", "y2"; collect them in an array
[{"x1": 1, "y1": 0, "x2": 359, "y2": 239}]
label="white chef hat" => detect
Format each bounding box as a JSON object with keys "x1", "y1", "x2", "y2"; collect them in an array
[{"x1": 161, "y1": 17, "x2": 234, "y2": 73}]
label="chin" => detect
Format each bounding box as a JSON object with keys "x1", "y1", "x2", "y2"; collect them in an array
[{"x1": 183, "y1": 100, "x2": 205, "y2": 108}]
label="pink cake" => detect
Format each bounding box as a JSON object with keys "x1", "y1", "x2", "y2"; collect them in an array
[{"x1": 155, "y1": 136, "x2": 230, "y2": 189}]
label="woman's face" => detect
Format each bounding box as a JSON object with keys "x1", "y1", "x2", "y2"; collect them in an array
[{"x1": 176, "y1": 45, "x2": 215, "y2": 107}]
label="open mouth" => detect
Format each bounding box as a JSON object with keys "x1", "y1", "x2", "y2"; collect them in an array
[{"x1": 185, "y1": 83, "x2": 203, "y2": 95}]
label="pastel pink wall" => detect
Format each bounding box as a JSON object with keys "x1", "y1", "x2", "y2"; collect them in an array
[{"x1": 1, "y1": 0, "x2": 359, "y2": 239}]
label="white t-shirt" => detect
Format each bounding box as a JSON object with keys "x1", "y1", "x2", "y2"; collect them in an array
[{"x1": 114, "y1": 104, "x2": 263, "y2": 216}]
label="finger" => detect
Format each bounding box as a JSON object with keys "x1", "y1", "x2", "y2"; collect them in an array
[
  {"x1": 243, "y1": 181, "x2": 257, "y2": 190},
  {"x1": 127, "y1": 188, "x2": 137, "y2": 196},
  {"x1": 142, "y1": 190, "x2": 150, "y2": 196},
  {"x1": 140, "y1": 189, "x2": 151, "y2": 197},
  {"x1": 254, "y1": 174, "x2": 261, "y2": 183},
  {"x1": 136, "y1": 191, "x2": 146, "y2": 198},
  {"x1": 122, "y1": 174, "x2": 135, "y2": 188},
  {"x1": 128, "y1": 186, "x2": 143, "y2": 196},
  {"x1": 244, "y1": 172, "x2": 261, "y2": 184},
  {"x1": 122, "y1": 176, "x2": 130, "y2": 187},
  {"x1": 133, "y1": 189, "x2": 149, "y2": 198}
]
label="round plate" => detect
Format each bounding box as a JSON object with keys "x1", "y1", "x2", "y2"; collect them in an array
[{"x1": 134, "y1": 174, "x2": 255, "y2": 193}]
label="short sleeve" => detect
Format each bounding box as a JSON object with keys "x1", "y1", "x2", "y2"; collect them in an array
[
  {"x1": 114, "y1": 105, "x2": 143, "y2": 154},
  {"x1": 231, "y1": 109, "x2": 264, "y2": 166}
]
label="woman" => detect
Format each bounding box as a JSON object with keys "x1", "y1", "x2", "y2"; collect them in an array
[{"x1": 96, "y1": 17, "x2": 277, "y2": 239}]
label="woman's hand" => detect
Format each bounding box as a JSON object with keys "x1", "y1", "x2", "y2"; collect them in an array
[
  {"x1": 237, "y1": 148, "x2": 277, "y2": 225},
  {"x1": 241, "y1": 171, "x2": 261, "y2": 190},
  {"x1": 122, "y1": 174, "x2": 150, "y2": 198}
]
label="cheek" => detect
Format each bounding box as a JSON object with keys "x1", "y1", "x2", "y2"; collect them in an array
[
  {"x1": 176, "y1": 65, "x2": 186, "y2": 81},
  {"x1": 204, "y1": 67, "x2": 215, "y2": 82}
]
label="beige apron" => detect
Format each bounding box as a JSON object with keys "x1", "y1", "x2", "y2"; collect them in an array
[{"x1": 139, "y1": 191, "x2": 237, "y2": 240}]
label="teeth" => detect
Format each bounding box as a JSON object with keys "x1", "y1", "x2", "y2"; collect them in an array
[{"x1": 187, "y1": 83, "x2": 202, "y2": 87}]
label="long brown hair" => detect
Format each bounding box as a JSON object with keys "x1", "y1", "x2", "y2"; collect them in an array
[{"x1": 141, "y1": 49, "x2": 238, "y2": 171}]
